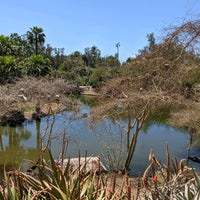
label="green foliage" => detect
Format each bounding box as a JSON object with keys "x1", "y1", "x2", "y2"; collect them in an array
[
  {"x1": 0, "y1": 35, "x2": 12, "y2": 56},
  {"x1": 51, "y1": 47, "x2": 66, "y2": 69},
  {"x1": 0, "y1": 34, "x2": 31, "y2": 58},
  {"x1": 138, "y1": 32, "x2": 156, "y2": 55},
  {"x1": 59, "y1": 65, "x2": 92, "y2": 84},
  {"x1": 59, "y1": 52, "x2": 84, "y2": 72},
  {"x1": 78, "y1": 96, "x2": 98, "y2": 107},
  {"x1": 83, "y1": 45, "x2": 101, "y2": 68},
  {"x1": 57, "y1": 51, "x2": 91, "y2": 83},
  {"x1": 59, "y1": 59, "x2": 74, "y2": 71},
  {"x1": 0, "y1": 28, "x2": 122, "y2": 86},
  {"x1": 20, "y1": 54, "x2": 51, "y2": 77},
  {"x1": 0, "y1": 56, "x2": 21, "y2": 83},
  {"x1": 101, "y1": 55, "x2": 121, "y2": 67},
  {"x1": 57, "y1": 51, "x2": 121, "y2": 87},
  {"x1": 87, "y1": 67, "x2": 121, "y2": 87},
  {"x1": 181, "y1": 67, "x2": 200, "y2": 98},
  {"x1": 26, "y1": 26, "x2": 46, "y2": 55},
  {"x1": 9, "y1": 33, "x2": 31, "y2": 57},
  {"x1": 87, "y1": 67, "x2": 111, "y2": 87}
]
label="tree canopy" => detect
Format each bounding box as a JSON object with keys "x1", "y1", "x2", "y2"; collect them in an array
[{"x1": 0, "y1": 26, "x2": 122, "y2": 85}]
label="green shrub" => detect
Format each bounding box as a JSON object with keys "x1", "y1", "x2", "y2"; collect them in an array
[
  {"x1": 0, "y1": 56, "x2": 21, "y2": 83},
  {"x1": 20, "y1": 54, "x2": 51, "y2": 77}
]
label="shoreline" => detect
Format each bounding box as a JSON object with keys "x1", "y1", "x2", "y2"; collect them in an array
[{"x1": 0, "y1": 78, "x2": 199, "y2": 135}]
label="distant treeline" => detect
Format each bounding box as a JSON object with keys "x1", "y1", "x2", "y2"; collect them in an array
[{"x1": 0, "y1": 26, "x2": 121, "y2": 86}]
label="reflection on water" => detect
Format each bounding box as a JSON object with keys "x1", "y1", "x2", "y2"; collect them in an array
[
  {"x1": 0, "y1": 124, "x2": 40, "y2": 178},
  {"x1": 0, "y1": 103, "x2": 200, "y2": 176}
]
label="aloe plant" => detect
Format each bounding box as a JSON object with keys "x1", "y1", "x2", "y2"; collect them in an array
[
  {"x1": 0, "y1": 149, "x2": 132, "y2": 199},
  {"x1": 142, "y1": 146, "x2": 200, "y2": 200}
]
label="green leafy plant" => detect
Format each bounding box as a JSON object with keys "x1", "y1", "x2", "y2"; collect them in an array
[
  {"x1": 20, "y1": 54, "x2": 51, "y2": 77},
  {"x1": 0, "y1": 56, "x2": 21, "y2": 83}
]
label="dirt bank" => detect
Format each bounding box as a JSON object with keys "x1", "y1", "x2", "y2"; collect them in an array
[
  {"x1": 0, "y1": 77, "x2": 199, "y2": 135},
  {"x1": 0, "y1": 77, "x2": 80, "y2": 126}
]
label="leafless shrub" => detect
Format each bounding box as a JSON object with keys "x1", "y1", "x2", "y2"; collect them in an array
[
  {"x1": 164, "y1": 19, "x2": 200, "y2": 59},
  {"x1": 93, "y1": 20, "x2": 200, "y2": 137},
  {"x1": 0, "y1": 77, "x2": 79, "y2": 124},
  {"x1": 13, "y1": 77, "x2": 80, "y2": 100}
]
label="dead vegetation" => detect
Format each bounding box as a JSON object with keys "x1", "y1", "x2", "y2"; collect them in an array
[
  {"x1": 0, "y1": 77, "x2": 80, "y2": 125},
  {"x1": 91, "y1": 19, "x2": 200, "y2": 135},
  {"x1": 140, "y1": 144, "x2": 200, "y2": 199},
  {"x1": 91, "y1": 72, "x2": 200, "y2": 134}
]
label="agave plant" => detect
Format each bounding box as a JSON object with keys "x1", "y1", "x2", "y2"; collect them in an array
[
  {"x1": 0, "y1": 149, "x2": 133, "y2": 199},
  {"x1": 142, "y1": 144, "x2": 200, "y2": 200},
  {"x1": 174, "y1": 169, "x2": 200, "y2": 200}
]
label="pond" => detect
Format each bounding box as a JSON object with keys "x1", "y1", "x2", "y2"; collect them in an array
[{"x1": 0, "y1": 101, "x2": 200, "y2": 177}]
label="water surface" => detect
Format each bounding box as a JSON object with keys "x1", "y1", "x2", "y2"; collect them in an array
[{"x1": 0, "y1": 103, "x2": 199, "y2": 176}]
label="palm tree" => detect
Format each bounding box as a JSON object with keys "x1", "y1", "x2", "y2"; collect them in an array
[{"x1": 26, "y1": 26, "x2": 46, "y2": 55}]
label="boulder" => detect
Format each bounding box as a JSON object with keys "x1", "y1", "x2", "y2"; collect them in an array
[{"x1": 56, "y1": 156, "x2": 108, "y2": 174}]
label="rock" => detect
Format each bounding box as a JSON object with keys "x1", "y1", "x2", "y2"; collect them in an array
[
  {"x1": 18, "y1": 94, "x2": 28, "y2": 101},
  {"x1": 79, "y1": 86, "x2": 99, "y2": 96},
  {"x1": 41, "y1": 103, "x2": 59, "y2": 115},
  {"x1": 56, "y1": 156, "x2": 108, "y2": 174}
]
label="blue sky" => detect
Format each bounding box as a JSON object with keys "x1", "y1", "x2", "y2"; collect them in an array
[{"x1": 1, "y1": 0, "x2": 200, "y2": 62}]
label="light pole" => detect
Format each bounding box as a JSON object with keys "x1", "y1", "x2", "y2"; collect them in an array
[{"x1": 115, "y1": 42, "x2": 120, "y2": 61}]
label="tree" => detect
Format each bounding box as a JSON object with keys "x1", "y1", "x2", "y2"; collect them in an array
[
  {"x1": 88, "y1": 67, "x2": 108, "y2": 87},
  {"x1": 0, "y1": 35, "x2": 12, "y2": 56},
  {"x1": 9, "y1": 33, "x2": 30, "y2": 57},
  {"x1": 83, "y1": 45, "x2": 101, "y2": 68},
  {"x1": 26, "y1": 26, "x2": 46, "y2": 55},
  {"x1": 58, "y1": 51, "x2": 90, "y2": 84},
  {"x1": 147, "y1": 33, "x2": 155, "y2": 51},
  {"x1": 59, "y1": 51, "x2": 84, "y2": 71},
  {"x1": 101, "y1": 55, "x2": 121, "y2": 68},
  {"x1": 138, "y1": 32, "x2": 156, "y2": 55},
  {"x1": 0, "y1": 33, "x2": 31, "y2": 57},
  {"x1": 53, "y1": 48, "x2": 65, "y2": 69}
]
